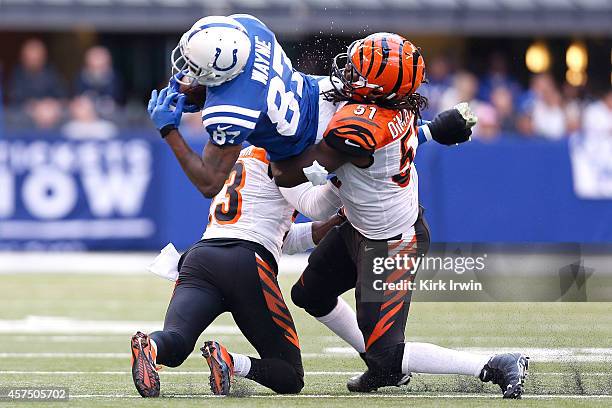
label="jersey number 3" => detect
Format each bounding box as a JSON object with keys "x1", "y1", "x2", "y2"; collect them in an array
[{"x1": 212, "y1": 161, "x2": 246, "y2": 225}]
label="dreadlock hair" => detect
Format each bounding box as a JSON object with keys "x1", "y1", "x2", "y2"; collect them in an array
[{"x1": 323, "y1": 77, "x2": 428, "y2": 122}]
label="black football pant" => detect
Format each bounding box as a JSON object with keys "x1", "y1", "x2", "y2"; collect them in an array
[
  {"x1": 291, "y1": 207, "x2": 430, "y2": 375},
  {"x1": 150, "y1": 239, "x2": 304, "y2": 394}
]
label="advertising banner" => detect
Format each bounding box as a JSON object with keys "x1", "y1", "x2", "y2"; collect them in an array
[{"x1": 0, "y1": 137, "x2": 159, "y2": 250}]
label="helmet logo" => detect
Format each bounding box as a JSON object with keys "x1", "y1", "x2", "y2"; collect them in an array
[{"x1": 212, "y1": 48, "x2": 238, "y2": 72}]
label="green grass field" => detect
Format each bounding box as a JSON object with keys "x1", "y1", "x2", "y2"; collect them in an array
[{"x1": 1, "y1": 273, "x2": 611, "y2": 407}]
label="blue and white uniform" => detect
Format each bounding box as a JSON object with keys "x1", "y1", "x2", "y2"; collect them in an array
[{"x1": 201, "y1": 15, "x2": 334, "y2": 162}]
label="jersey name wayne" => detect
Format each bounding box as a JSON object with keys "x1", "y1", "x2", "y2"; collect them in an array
[{"x1": 251, "y1": 36, "x2": 272, "y2": 86}]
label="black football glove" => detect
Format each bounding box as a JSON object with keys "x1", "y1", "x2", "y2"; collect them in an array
[{"x1": 427, "y1": 102, "x2": 477, "y2": 146}]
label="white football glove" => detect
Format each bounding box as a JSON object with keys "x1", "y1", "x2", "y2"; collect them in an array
[{"x1": 303, "y1": 160, "x2": 328, "y2": 186}]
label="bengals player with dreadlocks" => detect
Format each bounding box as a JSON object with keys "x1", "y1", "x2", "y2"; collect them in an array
[{"x1": 283, "y1": 33, "x2": 529, "y2": 398}]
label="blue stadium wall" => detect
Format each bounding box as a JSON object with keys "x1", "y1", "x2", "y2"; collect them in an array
[{"x1": 0, "y1": 132, "x2": 610, "y2": 251}]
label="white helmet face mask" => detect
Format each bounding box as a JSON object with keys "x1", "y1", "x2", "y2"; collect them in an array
[{"x1": 171, "y1": 16, "x2": 252, "y2": 87}]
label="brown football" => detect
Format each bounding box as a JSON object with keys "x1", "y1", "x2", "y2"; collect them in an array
[{"x1": 179, "y1": 79, "x2": 207, "y2": 109}]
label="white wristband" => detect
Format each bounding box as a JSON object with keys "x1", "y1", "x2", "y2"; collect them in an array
[
  {"x1": 282, "y1": 222, "x2": 315, "y2": 255},
  {"x1": 422, "y1": 123, "x2": 434, "y2": 141},
  {"x1": 303, "y1": 160, "x2": 328, "y2": 186}
]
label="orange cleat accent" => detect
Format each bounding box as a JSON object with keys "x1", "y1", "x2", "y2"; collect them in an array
[
  {"x1": 201, "y1": 340, "x2": 234, "y2": 395},
  {"x1": 130, "y1": 331, "x2": 160, "y2": 398}
]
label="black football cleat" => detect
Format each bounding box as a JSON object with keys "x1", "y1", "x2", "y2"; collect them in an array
[
  {"x1": 201, "y1": 340, "x2": 234, "y2": 395},
  {"x1": 130, "y1": 331, "x2": 160, "y2": 398},
  {"x1": 347, "y1": 369, "x2": 411, "y2": 393},
  {"x1": 479, "y1": 353, "x2": 529, "y2": 399}
]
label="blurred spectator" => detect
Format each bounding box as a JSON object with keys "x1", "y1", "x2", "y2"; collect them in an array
[
  {"x1": 61, "y1": 95, "x2": 118, "y2": 140},
  {"x1": 562, "y1": 83, "x2": 583, "y2": 134},
  {"x1": 8, "y1": 39, "x2": 66, "y2": 106},
  {"x1": 515, "y1": 112, "x2": 535, "y2": 137},
  {"x1": 29, "y1": 98, "x2": 63, "y2": 130},
  {"x1": 517, "y1": 73, "x2": 572, "y2": 140},
  {"x1": 514, "y1": 74, "x2": 548, "y2": 137},
  {"x1": 421, "y1": 55, "x2": 453, "y2": 115},
  {"x1": 520, "y1": 73, "x2": 557, "y2": 109},
  {"x1": 490, "y1": 85, "x2": 517, "y2": 134},
  {"x1": 532, "y1": 91, "x2": 566, "y2": 140},
  {"x1": 583, "y1": 88, "x2": 612, "y2": 139},
  {"x1": 74, "y1": 46, "x2": 123, "y2": 116},
  {"x1": 473, "y1": 104, "x2": 499, "y2": 141},
  {"x1": 439, "y1": 71, "x2": 481, "y2": 110},
  {"x1": 529, "y1": 74, "x2": 567, "y2": 140},
  {"x1": 478, "y1": 53, "x2": 521, "y2": 103}
]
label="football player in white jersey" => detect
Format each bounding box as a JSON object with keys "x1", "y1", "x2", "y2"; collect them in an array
[
  {"x1": 130, "y1": 145, "x2": 343, "y2": 397},
  {"x1": 288, "y1": 33, "x2": 529, "y2": 399}
]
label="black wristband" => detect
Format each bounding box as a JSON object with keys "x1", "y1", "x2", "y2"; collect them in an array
[{"x1": 159, "y1": 124, "x2": 177, "y2": 138}]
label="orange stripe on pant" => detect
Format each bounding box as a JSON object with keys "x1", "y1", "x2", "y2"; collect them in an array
[
  {"x1": 257, "y1": 266, "x2": 283, "y2": 299},
  {"x1": 261, "y1": 288, "x2": 293, "y2": 323},
  {"x1": 256, "y1": 256, "x2": 275, "y2": 276},
  {"x1": 256, "y1": 259, "x2": 301, "y2": 350},
  {"x1": 381, "y1": 287, "x2": 408, "y2": 311},
  {"x1": 272, "y1": 317, "x2": 300, "y2": 349},
  {"x1": 365, "y1": 301, "x2": 404, "y2": 350}
]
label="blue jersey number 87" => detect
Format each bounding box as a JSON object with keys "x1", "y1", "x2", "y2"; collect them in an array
[{"x1": 266, "y1": 40, "x2": 303, "y2": 136}]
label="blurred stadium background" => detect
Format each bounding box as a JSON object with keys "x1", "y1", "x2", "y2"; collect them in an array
[
  {"x1": 0, "y1": 0, "x2": 611, "y2": 256},
  {"x1": 0, "y1": 1, "x2": 611, "y2": 404}
]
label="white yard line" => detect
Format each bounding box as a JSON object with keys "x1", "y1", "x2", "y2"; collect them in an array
[
  {"x1": 0, "y1": 252, "x2": 154, "y2": 275},
  {"x1": 2, "y1": 347, "x2": 612, "y2": 362},
  {"x1": 322, "y1": 346, "x2": 612, "y2": 362},
  {"x1": 0, "y1": 316, "x2": 240, "y2": 335},
  {"x1": 5, "y1": 335, "x2": 136, "y2": 342},
  {"x1": 0, "y1": 371, "x2": 610, "y2": 376},
  {"x1": 0, "y1": 371, "x2": 358, "y2": 376},
  {"x1": 66, "y1": 394, "x2": 612, "y2": 399},
  {"x1": 0, "y1": 252, "x2": 308, "y2": 275},
  {"x1": 0, "y1": 352, "x2": 131, "y2": 358},
  {"x1": 325, "y1": 346, "x2": 612, "y2": 355}
]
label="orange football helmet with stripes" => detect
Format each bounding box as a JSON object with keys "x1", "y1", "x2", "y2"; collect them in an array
[{"x1": 331, "y1": 33, "x2": 426, "y2": 108}]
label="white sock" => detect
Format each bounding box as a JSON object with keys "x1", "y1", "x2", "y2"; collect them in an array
[
  {"x1": 316, "y1": 297, "x2": 365, "y2": 353},
  {"x1": 230, "y1": 352, "x2": 251, "y2": 377},
  {"x1": 149, "y1": 338, "x2": 158, "y2": 365},
  {"x1": 402, "y1": 342, "x2": 490, "y2": 377}
]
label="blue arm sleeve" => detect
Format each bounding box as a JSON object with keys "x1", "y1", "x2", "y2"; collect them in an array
[{"x1": 417, "y1": 123, "x2": 431, "y2": 146}]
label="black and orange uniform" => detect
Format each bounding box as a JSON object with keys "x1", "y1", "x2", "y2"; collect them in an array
[
  {"x1": 152, "y1": 239, "x2": 303, "y2": 394},
  {"x1": 150, "y1": 146, "x2": 308, "y2": 394},
  {"x1": 292, "y1": 100, "x2": 431, "y2": 376}
]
